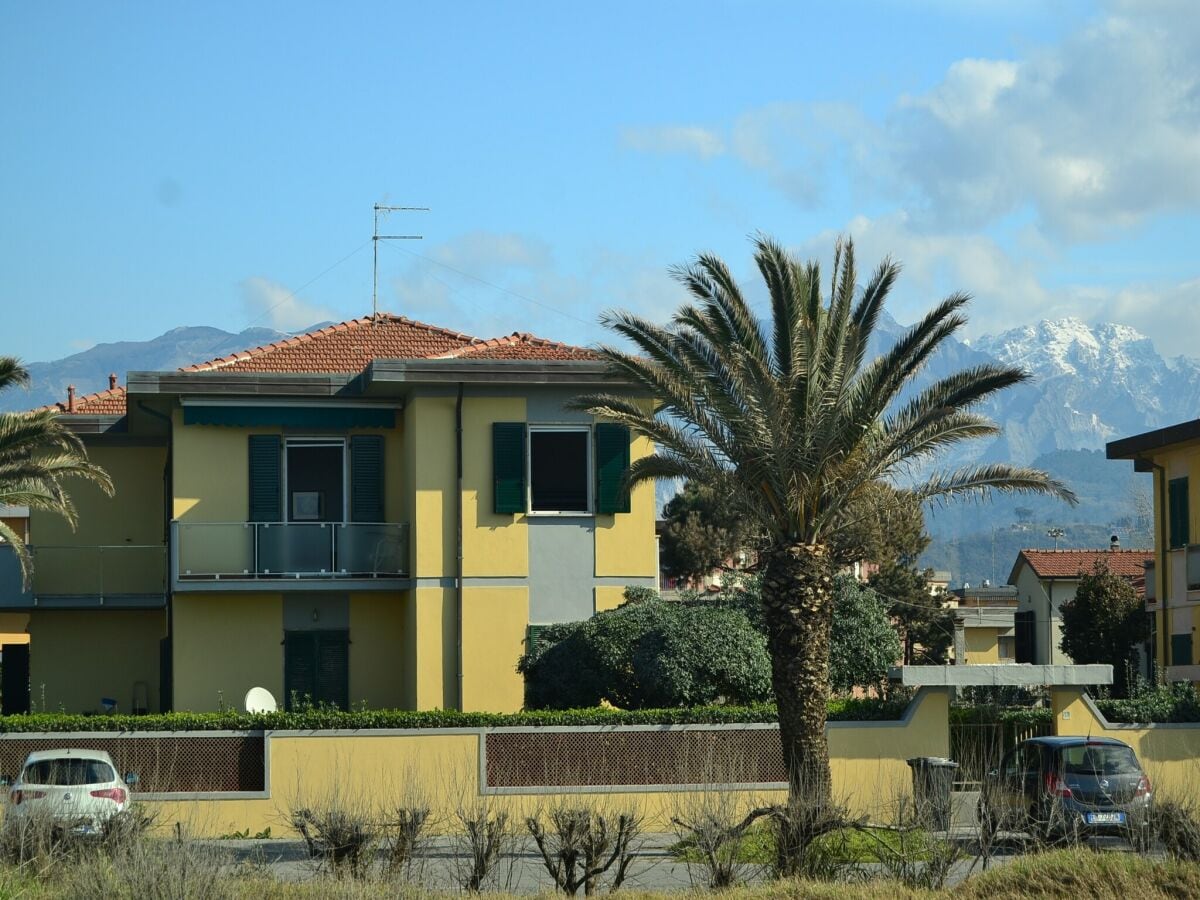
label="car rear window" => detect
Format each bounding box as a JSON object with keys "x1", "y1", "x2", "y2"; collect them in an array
[
  {"x1": 22, "y1": 759, "x2": 116, "y2": 786},
  {"x1": 1060, "y1": 745, "x2": 1140, "y2": 776}
]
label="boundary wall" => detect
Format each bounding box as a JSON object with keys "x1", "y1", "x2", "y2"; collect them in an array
[{"x1": 0, "y1": 689, "x2": 950, "y2": 836}]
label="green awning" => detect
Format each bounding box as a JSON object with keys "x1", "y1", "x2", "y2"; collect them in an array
[{"x1": 183, "y1": 406, "x2": 395, "y2": 428}]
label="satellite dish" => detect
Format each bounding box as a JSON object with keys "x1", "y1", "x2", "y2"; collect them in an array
[{"x1": 244, "y1": 686, "x2": 278, "y2": 713}]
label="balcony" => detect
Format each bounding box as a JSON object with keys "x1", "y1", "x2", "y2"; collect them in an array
[
  {"x1": 0, "y1": 544, "x2": 167, "y2": 609},
  {"x1": 172, "y1": 521, "x2": 410, "y2": 592}
]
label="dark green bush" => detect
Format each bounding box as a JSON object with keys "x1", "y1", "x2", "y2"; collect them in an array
[
  {"x1": 520, "y1": 598, "x2": 772, "y2": 709},
  {"x1": 0, "y1": 697, "x2": 908, "y2": 733},
  {"x1": 1096, "y1": 681, "x2": 1200, "y2": 724}
]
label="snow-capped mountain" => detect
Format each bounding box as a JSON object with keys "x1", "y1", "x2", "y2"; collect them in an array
[{"x1": 972, "y1": 317, "x2": 1200, "y2": 463}]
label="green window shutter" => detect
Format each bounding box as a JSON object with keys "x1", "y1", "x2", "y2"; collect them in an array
[
  {"x1": 283, "y1": 632, "x2": 316, "y2": 711},
  {"x1": 350, "y1": 435, "x2": 385, "y2": 523},
  {"x1": 595, "y1": 423, "x2": 631, "y2": 514},
  {"x1": 1169, "y1": 478, "x2": 1190, "y2": 549},
  {"x1": 1171, "y1": 632, "x2": 1193, "y2": 667},
  {"x1": 493, "y1": 423, "x2": 526, "y2": 514},
  {"x1": 248, "y1": 435, "x2": 282, "y2": 522},
  {"x1": 316, "y1": 631, "x2": 350, "y2": 710}
]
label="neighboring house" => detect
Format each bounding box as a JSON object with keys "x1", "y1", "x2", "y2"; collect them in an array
[
  {"x1": 947, "y1": 585, "x2": 1018, "y2": 665},
  {"x1": 1006, "y1": 544, "x2": 1152, "y2": 668},
  {"x1": 0, "y1": 315, "x2": 657, "y2": 715},
  {"x1": 1108, "y1": 420, "x2": 1200, "y2": 683}
]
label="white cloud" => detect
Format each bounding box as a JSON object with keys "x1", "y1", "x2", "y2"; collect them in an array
[
  {"x1": 239, "y1": 276, "x2": 339, "y2": 333},
  {"x1": 889, "y1": 4, "x2": 1200, "y2": 237},
  {"x1": 619, "y1": 125, "x2": 726, "y2": 159}
]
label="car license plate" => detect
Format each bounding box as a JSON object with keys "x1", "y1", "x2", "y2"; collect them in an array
[{"x1": 1085, "y1": 812, "x2": 1125, "y2": 825}]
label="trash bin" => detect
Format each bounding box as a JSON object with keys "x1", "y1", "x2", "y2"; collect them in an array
[{"x1": 907, "y1": 756, "x2": 958, "y2": 831}]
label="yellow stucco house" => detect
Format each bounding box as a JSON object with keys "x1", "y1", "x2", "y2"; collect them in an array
[
  {"x1": 0, "y1": 315, "x2": 657, "y2": 715},
  {"x1": 1109, "y1": 420, "x2": 1200, "y2": 683}
]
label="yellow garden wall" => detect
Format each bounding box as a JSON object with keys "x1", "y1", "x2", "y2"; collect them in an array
[
  {"x1": 130, "y1": 688, "x2": 950, "y2": 837},
  {"x1": 1052, "y1": 688, "x2": 1200, "y2": 800}
]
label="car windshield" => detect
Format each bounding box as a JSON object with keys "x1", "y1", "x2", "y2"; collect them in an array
[
  {"x1": 1060, "y1": 745, "x2": 1140, "y2": 776},
  {"x1": 23, "y1": 759, "x2": 115, "y2": 786}
]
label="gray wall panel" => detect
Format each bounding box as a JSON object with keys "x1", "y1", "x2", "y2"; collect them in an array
[{"x1": 528, "y1": 518, "x2": 595, "y2": 622}]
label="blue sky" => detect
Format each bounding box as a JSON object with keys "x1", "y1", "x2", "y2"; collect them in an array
[{"x1": 4, "y1": 1, "x2": 1198, "y2": 364}]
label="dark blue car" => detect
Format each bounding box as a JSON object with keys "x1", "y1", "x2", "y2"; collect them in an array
[{"x1": 980, "y1": 736, "x2": 1152, "y2": 843}]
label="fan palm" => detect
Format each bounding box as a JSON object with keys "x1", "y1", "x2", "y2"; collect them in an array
[
  {"x1": 575, "y1": 236, "x2": 1075, "y2": 802},
  {"x1": 0, "y1": 358, "x2": 113, "y2": 585}
]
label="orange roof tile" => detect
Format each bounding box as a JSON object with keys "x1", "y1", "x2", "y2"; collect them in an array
[
  {"x1": 436, "y1": 332, "x2": 599, "y2": 361},
  {"x1": 1013, "y1": 549, "x2": 1153, "y2": 580},
  {"x1": 48, "y1": 314, "x2": 597, "y2": 417}
]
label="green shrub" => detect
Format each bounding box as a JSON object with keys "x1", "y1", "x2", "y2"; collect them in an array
[
  {"x1": 520, "y1": 598, "x2": 773, "y2": 709},
  {"x1": 0, "y1": 696, "x2": 908, "y2": 733},
  {"x1": 1096, "y1": 680, "x2": 1200, "y2": 723}
]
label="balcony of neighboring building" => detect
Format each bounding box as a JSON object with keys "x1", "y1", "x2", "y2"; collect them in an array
[
  {"x1": 0, "y1": 542, "x2": 167, "y2": 609},
  {"x1": 171, "y1": 519, "x2": 410, "y2": 590}
]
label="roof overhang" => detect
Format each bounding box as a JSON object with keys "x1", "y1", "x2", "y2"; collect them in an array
[
  {"x1": 1107, "y1": 418, "x2": 1200, "y2": 461},
  {"x1": 362, "y1": 358, "x2": 624, "y2": 391},
  {"x1": 889, "y1": 663, "x2": 1112, "y2": 686}
]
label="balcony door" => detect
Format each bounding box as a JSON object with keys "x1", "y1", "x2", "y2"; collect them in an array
[{"x1": 285, "y1": 439, "x2": 346, "y2": 523}]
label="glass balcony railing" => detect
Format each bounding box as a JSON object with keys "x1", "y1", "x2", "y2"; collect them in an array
[
  {"x1": 1, "y1": 544, "x2": 167, "y2": 605},
  {"x1": 175, "y1": 522, "x2": 410, "y2": 581}
]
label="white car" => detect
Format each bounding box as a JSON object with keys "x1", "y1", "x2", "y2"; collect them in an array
[{"x1": 6, "y1": 749, "x2": 137, "y2": 832}]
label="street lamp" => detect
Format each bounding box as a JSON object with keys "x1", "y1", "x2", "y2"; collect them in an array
[{"x1": 1047, "y1": 527, "x2": 1065, "y2": 550}]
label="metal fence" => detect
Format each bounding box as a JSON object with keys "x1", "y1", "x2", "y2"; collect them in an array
[
  {"x1": 485, "y1": 727, "x2": 786, "y2": 789},
  {"x1": 0, "y1": 734, "x2": 265, "y2": 794},
  {"x1": 949, "y1": 719, "x2": 1053, "y2": 789}
]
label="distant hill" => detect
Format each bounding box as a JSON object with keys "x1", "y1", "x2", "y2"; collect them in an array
[{"x1": 1, "y1": 326, "x2": 296, "y2": 411}]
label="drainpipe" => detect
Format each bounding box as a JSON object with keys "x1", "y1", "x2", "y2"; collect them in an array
[
  {"x1": 455, "y1": 383, "x2": 464, "y2": 711},
  {"x1": 1146, "y1": 458, "x2": 1169, "y2": 676},
  {"x1": 137, "y1": 400, "x2": 174, "y2": 711}
]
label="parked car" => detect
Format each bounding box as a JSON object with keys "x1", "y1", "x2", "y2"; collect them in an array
[
  {"x1": 5, "y1": 749, "x2": 137, "y2": 834},
  {"x1": 980, "y1": 736, "x2": 1152, "y2": 844}
]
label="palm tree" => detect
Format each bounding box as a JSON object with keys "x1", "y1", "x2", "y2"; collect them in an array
[
  {"x1": 575, "y1": 236, "x2": 1075, "y2": 804},
  {"x1": 0, "y1": 358, "x2": 113, "y2": 585}
]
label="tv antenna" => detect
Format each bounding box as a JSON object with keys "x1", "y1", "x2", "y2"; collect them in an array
[{"x1": 372, "y1": 204, "x2": 429, "y2": 318}]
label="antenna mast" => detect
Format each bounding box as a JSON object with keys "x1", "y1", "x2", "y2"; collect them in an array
[{"x1": 373, "y1": 204, "x2": 429, "y2": 318}]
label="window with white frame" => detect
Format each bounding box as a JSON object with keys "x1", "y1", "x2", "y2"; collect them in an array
[{"x1": 528, "y1": 426, "x2": 591, "y2": 513}]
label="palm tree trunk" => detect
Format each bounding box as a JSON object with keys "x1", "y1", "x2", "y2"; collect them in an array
[{"x1": 762, "y1": 542, "x2": 835, "y2": 803}]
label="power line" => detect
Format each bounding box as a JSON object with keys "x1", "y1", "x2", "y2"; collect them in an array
[{"x1": 380, "y1": 240, "x2": 593, "y2": 327}]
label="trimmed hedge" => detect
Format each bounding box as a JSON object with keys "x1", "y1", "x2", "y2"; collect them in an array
[
  {"x1": 1096, "y1": 682, "x2": 1200, "y2": 724},
  {"x1": 948, "y1": 706, "x2": 1054, "y2": 729},
  {"x1": 0, "y1": 696, "x2": 911, "y2": 734}
]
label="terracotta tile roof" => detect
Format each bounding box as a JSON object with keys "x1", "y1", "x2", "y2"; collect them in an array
[
  {"x1": 43, "y1": 385, "x2": 128, "y2": 416},
  {"x1": 47, "y1": 315, "x2": 597, "y2": 417},
  {"x1": 182, "y1": 314, "x2": 478, "y2": 374},
  {"x1": 1012, "y1": 549, "x2": 1153, "y2": 580},
  {"x1": 435, "y1": 332, "x2": 599, "y2": 361}
]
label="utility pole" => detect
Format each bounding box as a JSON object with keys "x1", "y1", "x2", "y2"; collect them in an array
[{"x1": 372, "y1": 204, "x2": 429, "y2": 318}]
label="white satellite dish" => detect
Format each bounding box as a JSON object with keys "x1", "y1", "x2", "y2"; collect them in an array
[{"x1": 244, "y1": 686, "x2": 278, "y2": 714}]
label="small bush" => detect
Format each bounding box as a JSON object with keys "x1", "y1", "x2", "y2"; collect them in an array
[{"x1": 1096, "y1": 680, "x2": 1200, "y2": 723}]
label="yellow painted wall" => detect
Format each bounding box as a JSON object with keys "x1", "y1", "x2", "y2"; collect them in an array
[
  {"x1": 28, "y1": 610, "x2": 164, "y2": 713},
  {"x1": 135, "y1": 688, "x2": 949, "y2": 836},
  {"x1": 594, "y1": 586, "x2": 626, "y2": 613},
  {"x1": 403, "y1": 397, "x2": 456, "y2": 579},
  {"x1": 349, "y1": 593, "x2": 406, "y2": 708},
  {"x1": 965, "y1": 628, "x2": 1001, "y2": 664},
  {"x1": 462, "y1": 397, "x2": 527, "y2": 577},
  {"x1": 1053, "y1": 688, "x2": 1200, "y2": 803},
  {"x1": 460, "y1": 587, "x2": 528, "y2": 712},
  {"x1": 30, "y1": 444, "x2": 166, "y2": 596},
  {"x1": 172, "y1": 412, "x2": 404, "y2": 523},
  {"x1": 594, "y1": 430, "x2": 657, "y2": 578},
  {"x1": 172, "y1": 593, "x2": 283, "y2": 712},
  {"x1": 1144, "y1": 445, "x2": 1200, "y2": 671},
  {"x1": 406, "y1": 587, "x2": 457, "y2": 710}
]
